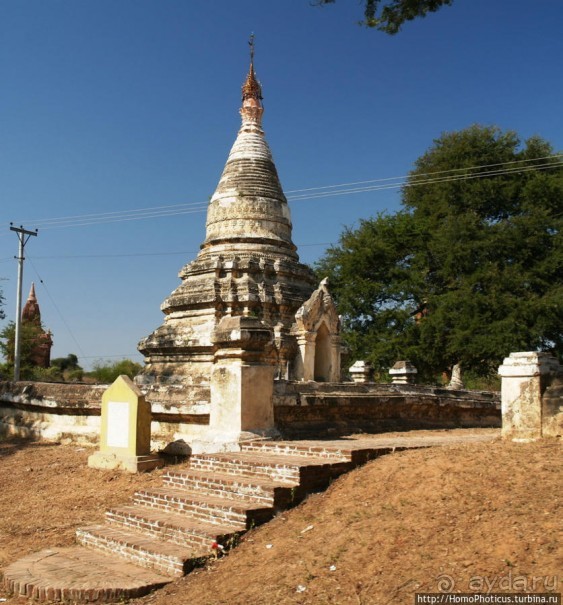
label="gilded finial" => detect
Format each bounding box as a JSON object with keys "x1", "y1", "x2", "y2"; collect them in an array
[
  {"x1": 240, "y1": 35, "x2": 264, "y2": 125},
  {"x1": 242, "y1": 34, "x2": 262, "y2": 102}
]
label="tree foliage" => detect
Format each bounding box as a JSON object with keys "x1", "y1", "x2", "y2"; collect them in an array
[
  {"x1": 87, "y1": 359, "x2": 143, "y2": 384},
  {"x1": 0, "y1": 321, "x2": 47, "y2": 380},
  {"x1": 51, "y1": 353, "x2": 84, "y2": 382},
  {"x1": 315, "y1": 0, "x2": 454, "y2": 33},
  {"x1": 51, "y1": 353, "x2": 81, "y2": 373},
  {"x1": 316, "y1": 125, "x2": 563, "y2": 382}
]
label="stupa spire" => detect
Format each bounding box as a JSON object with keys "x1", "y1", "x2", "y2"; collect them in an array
[
  {"x1": 240, "y1": 34, "x2": 264, "y2": 125},
  {"x1": 22, "y1": 282, "x2": 41, "y2": 324},
  {"x1": 200, "y1": 37, "x2": 298, "y2": 258}
]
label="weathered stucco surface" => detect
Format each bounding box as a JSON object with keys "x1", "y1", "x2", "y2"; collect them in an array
[
  {"x1": 0, "y1": 381, "x2": 104, "y2": 444},
  {"x1": 499, "y1": 351, "x2": 563, "y2": 441}
]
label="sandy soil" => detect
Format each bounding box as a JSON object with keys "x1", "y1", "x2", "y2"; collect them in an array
[{"x1": 0, "y1": 435, "x2": 561, "y2": 605}]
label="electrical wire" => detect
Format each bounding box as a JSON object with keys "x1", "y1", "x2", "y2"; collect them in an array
[
  {"x1": 3, "y1": 157, "x2": 559, "y2": 363},
  {"x1": 24, "y1": 241, "x2": 334, "y2": 261},
  {"x1": 285, "y1": 153, "x2": 563, "y2": 193},
  {"x1": 27, "y1": 259, "x2": 87, "y2": 360},
  {"x1": 10, "y1": 156, "x2": 562, "y2": 231},
  {"x1": 288, "y1": 161, "x2": 563, "y2": 201}
]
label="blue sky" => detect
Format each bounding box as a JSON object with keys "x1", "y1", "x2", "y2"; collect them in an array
[{"x1": 1, "y1": 0, "x2": 562, "y2": 369}]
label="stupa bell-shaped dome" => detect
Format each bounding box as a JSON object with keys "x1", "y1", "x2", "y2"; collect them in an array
[{"x1": 201, "y1": 55, "x2": 296, "y2": 259}]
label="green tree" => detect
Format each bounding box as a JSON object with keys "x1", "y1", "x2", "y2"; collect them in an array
[
  {"x1": 51, "y1": 353, "x2": 81, "y2": 373},
  {"x1": 316, "y1": 125, "x2": 563, "y2": 383},
  {"x1": 87, "y1": 359, "x2": 143, "y2": 384},
  {"x1": 315, "y1": 0, "x2": 454, "y2": 33},
  {"x1": 51, "y1": 353, "x2": 83, "y2": 381},
  {"x1": 0, "y1": 321, "x2": 47, "y2": 380}
]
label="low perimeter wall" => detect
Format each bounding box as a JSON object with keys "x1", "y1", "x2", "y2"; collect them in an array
[
  {"x1": 0, "y1": 381, "x2": 210, "y2": 448},
  {"x1": 0, "y1": 379, "x2": 501, "y2": 448},
  {"x1": 273, "y1": 381, "x2": 501, "y2": 438}
]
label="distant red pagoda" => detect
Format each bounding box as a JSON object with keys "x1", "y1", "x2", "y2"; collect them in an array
[{"x1": 21, "y1": 283, "x2": 53, "y2": 368}]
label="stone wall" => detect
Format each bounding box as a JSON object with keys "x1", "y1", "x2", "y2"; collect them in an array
[
  {"x1": 0, "y1": 381, "x2": 104, "y2": 444},
  {"x1": 0, "y1": 379, "x2": 501, "y2": 447},
  {"x1": 273, "y1": 381, "x2": 501, "y2": 438},
  {"x1": 0, "y1": 381, "x2": 209, "y2": 448}
]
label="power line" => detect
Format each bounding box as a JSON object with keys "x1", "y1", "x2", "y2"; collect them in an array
[
  {"x1": 23, "y1": 200, "x2": 208, "y2": 226},
  {"x1": 288, "y1": 162, "x2": 563, "y2": 201},
  {"x1": 285, "y1": 153, "x2": 563, "y2": 193},
  {"x1": 25, "y1": 241, "x2": 333, "y2": 261},
  {"x1": 27, "y1": 258, "x2": 87, "y2": 360},
  {"x1": 3, "y1": 159, "x2": 558, "y2": 262},
  {"x1": 28, "y1": 204, "x2": 209, "y2": 230},
  {"x1": 10, "y1": 156, "x2": 562, "y2": 231},
  {"x1": 29, "y1": 250, "x2": 199, "y2": 260}
]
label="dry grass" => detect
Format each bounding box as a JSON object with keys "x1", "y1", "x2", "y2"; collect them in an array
[{"x1": 0, "y1": 436, "x2": 561, "y2": 605}]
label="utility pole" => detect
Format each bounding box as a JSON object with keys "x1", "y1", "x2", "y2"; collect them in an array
[{"x1": 10, "y1": 224, "x2": 38, "y2": 381}]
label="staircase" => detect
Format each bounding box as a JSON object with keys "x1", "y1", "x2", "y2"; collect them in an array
[
  {"x1": 75, "y1": 441, "x2": 384, "y2": 580},
  {"x1": 7, "y1": 436, "x2": 468, "y2": 602}
]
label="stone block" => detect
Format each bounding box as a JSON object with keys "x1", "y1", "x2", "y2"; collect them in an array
[
  {"x1": 498, "y1": 351, "x2": 562, "y2": 441},
  {"x1": 389, "y1": 360, "x2": 417, "y2": 384},
  {"x1": 349, "y1": 360, "x2": 373, "y2": 384}
]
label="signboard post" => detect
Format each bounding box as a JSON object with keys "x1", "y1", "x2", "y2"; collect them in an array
[{"x1": 88, "y1": 375, "x2": 163, "y2": 473}]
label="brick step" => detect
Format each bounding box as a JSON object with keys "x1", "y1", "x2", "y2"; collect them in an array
[
  {"x1": 106, "y1": 505, "x2": 243, "y2": 550},
  {"x1": 76, "y1": 525, "x2": 196, "y2": 578},
  {"x1": 133, "y1": 486, "x2": 274, "y2": 529},
  {"x1": 163, "y1": 468, "x2": 299, "y2": 507},
  {"x1": 188, "y1": 451, "x2": 353, "y2": 486},
  {"x1": 2, "y1": 546, "x2": 171, "y2": 603},
  {"x1": 240, "y1": 442, "x2": 406, "y2": 466},
  {"x1": 240, "y1": 440, "x2": 352, "y2": 461}
]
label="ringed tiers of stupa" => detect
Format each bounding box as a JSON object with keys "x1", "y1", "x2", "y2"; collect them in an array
[{"x1": 137, "y1": 48, "x2": 341, "y2": 407}]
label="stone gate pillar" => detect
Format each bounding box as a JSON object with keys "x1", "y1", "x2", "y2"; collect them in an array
[
  {"x1": 294, "y1": 332, "x2": 316, "y2": 381},
  {"x1": 498, "y1": 351, "x2": 562, "y2": 441},
  {"x1": 209, "y1": 316, "x2": 277, "y2": 446}
]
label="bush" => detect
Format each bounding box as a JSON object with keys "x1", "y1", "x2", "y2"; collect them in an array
[
  {"x1": 29, "y1": 366, "x2": 64, "y2": 382},
  {"x1": 66, "y1": 368, "x2": 84, "y2": 382},
  {"x1": 86, "y1": 359, "x2": 143, "y2": 384}
]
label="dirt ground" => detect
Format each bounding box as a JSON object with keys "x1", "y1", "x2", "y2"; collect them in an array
[{"x1": 0, "y1": 433, "x2": 561, "y2": 605}]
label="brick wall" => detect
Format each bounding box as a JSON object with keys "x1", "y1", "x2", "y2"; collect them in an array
[{"x1": 273, "y1": 381, "x2": 501, "y2": 438}]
